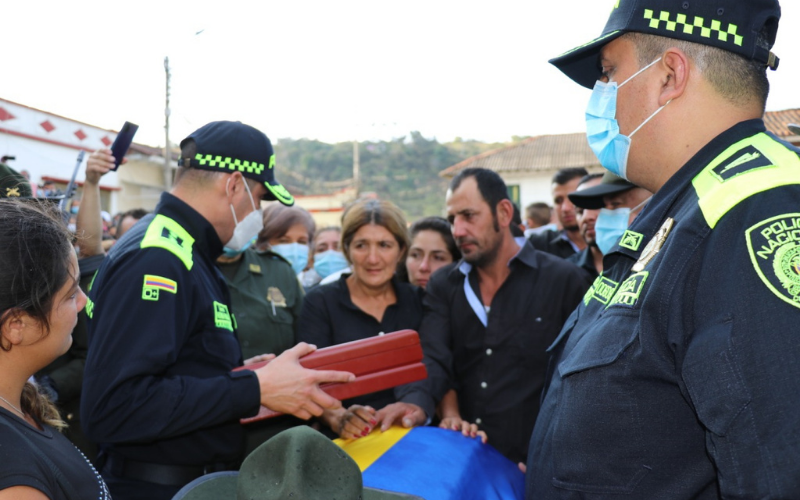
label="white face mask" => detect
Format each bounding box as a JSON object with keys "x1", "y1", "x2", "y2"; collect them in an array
[{"x1": 223, "y1": 177, "x2": 263, "y2": 256}]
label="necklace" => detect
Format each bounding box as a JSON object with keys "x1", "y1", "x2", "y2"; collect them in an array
[{"x1": 0, "y1": 395, "x2": 24, "y2": 417}]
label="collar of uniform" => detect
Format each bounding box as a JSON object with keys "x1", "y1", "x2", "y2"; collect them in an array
[
  {"x1": 155, "y1": 192, "x2": 224, "y2": 260},
  {"x1": 609, "y1": 118, "x2": 767, "y2": 261}
]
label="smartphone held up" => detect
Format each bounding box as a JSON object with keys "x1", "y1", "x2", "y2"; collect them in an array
[{"x1": 110, "y1": 121, "x2": 139, "y2": 170}]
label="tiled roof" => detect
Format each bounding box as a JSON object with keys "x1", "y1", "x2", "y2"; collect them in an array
[
  {"x1": 440, "y1": 133, "x2": 599, "y2": 178},
  {"x1": 763, "y1": 108, "x2": 800, "y2": 138},
  {"x1": 441, "y1": 108, "x2": 800, "y2": 178}
]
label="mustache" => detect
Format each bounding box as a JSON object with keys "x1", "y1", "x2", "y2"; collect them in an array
[{"x1": 456, "y1": 237, "x2": 479, "y2": 248}]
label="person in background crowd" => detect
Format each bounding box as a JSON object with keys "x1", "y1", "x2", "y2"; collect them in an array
[
  {"x1": 566, "y1": 174, "x2": 604, "y2": 280},
  {"x1": 527, "y1": 0, "x2": 800, "y2": 497},
  {"x1": 403, "y1": 216, "x2": 461, "y2": 290},
  {"x1": 81, "y1": 121, "x2": 353, "y2": 500},
  {"x1": 0, "y1": 199, "x2": 110, "y2": 499},
  {"x1": 256, "y1": 204, "x2": 316, "y2": 276},
  {"x1": 115, "y1": 208, "x2": 149, "y2": 240},
  {"x1": 299, "y1": 226, "x2": 349, "y2": 289},
  {"x1": 528, "y1": 167, "x2": 588, "y2": 258},
  {"x1": 523, "y1": 202, "x2": 556, "y2": 237},
  {"x1": 297, "y1": 199, "x2": 423, "y2": 440},
  {"x1": 18, "y1": 168, "x2": 38, "y2": 197},
  {"x1": 568, "y1": 172, "x2": 651, "y2": 280},
  {"x1": 380, "y1": 168, "x2": 588, "y2": 466}
]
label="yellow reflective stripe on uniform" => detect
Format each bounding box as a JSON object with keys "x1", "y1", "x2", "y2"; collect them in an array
[
  {"x1": 140, "y1": 214, "x2": 195, "y2": 270},
  {"x1": 85, "y1": 297, "x2": 94, "y2": 319},
  {"x1": 692, "y1": 133, "x2": 800, "y2": 229}
]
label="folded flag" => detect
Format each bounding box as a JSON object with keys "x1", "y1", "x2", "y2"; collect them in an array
[{"x1": 335, "y1": 426, "x2": 524, "y2": 500}]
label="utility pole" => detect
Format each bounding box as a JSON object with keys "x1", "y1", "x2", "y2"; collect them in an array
[
  {"x1": 352, "y1": 140, "x2": 360, "y2": 197},
  {"x1": 163, "y1": 57, "x2": 173, "y2": 190}
]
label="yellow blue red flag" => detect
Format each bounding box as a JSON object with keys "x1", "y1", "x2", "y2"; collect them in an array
[{"x1": 335, "y1": 427, "x2": 524, "y2": 499}]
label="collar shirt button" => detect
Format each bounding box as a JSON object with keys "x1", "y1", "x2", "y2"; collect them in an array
[
  {"x1": 481, "y1": 382, "x2": 488, "y2": 389},
  {"x1": 486, "y1": 348, "x2": 493, "y2": 356}
]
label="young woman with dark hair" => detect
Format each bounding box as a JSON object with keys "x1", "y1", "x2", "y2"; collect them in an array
[{"x1": 0, "y1": 200, "x2": 109, "y2": 500}]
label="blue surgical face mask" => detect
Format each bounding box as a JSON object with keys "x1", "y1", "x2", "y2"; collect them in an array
[
  {"x1": 585, "y1": 57, "x2": 669, "y2": 180},
  {"x1": 223, "y1": 177, "x2": 262, "y2": 256},
  {"x1": 313, "y1": 250, "x2": 349, "y2": 279},
  {"x1": 595, "y1": 196, "x2": 652, "y2": 255},
  {"x1": 272, "y1": 242, "x2": 309, "y2": 274},
  {"x1": 595, "y1": 207, "x2": 631, "y2": 255}
]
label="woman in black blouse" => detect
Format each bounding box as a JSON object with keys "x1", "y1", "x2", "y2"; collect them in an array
[
  {"x1": 297, "y1": 198, "x2": 422, "y2": 440},
  {"x1": 0, "y1": 199, "x2": 110, "y2": 500}
]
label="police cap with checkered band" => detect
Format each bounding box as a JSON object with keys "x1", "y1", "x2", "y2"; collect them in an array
[
  {"x1": 549, "y1": 0, "x2": 781, "y2": 89},
  {"x1": 179, "y1": 121, "x2": 294, "y2": 206}
]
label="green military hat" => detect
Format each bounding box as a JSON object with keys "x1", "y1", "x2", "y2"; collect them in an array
[
  {"x1": 0, "y1": 163, "x2": 32, "y2": 198},
  {"x1": 172, "y1": 426, "x2": 421, "y2": 500}
]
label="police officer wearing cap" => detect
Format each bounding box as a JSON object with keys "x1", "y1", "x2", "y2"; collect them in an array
[
  {"x1": 527, "y1": 0, "x2": 800, "y2": 498},
  {"x1": 81, "y1": 121, "x2": 354, "y2": 500}
]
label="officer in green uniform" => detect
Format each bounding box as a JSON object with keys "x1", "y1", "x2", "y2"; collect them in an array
[{"x1": 217, "y1": 248, "x2": 303, "y2": 360}]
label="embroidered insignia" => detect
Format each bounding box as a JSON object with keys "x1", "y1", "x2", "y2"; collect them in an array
[
  {"x1": 5, "y1": 187, "x2": 20, "y2": 197},
  {"x1": 711, "y1": 145, "x2": 774, "y2": 182},
  {"x1": 213, "y1": 301, "x2": 234, "y2": 331},
  {"x1": 249, "y1": 263, "x2": 262, "y2": 274},
  {"x1": 619, "y1": 230, "x2": 644, "y2": 251},
  {"x1": 141, "y1": 275, "x2": 178, "y2": 301},
  {"x1": 607, "y1": 272, "x2": 649, "y2": 308},
  {"x1": 746, "y1": 213, "x2": 800, "y2": 309},
  {"x1": 267, "y1": 287, "x2": 287, "y2": 308},
  {"x1": 592, "y1": 276, "x2": 619, "y2": 305},
  {"x1": 632, "y1": 217, "x2": 674, "y2": 272}
]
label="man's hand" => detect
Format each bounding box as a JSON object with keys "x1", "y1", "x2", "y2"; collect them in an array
[
  {"x1": 85, "y1": 149, "x2": 119, "y2": 185},
  {"x1": 439, "y1": 416, "x2": 488, "y2": 444},
  {"x1": 254, "y1": 342, "x2": 354, "y2": 420},
  {"x1": 374, "y1": 402, "x2": 426, "y2": 431}
]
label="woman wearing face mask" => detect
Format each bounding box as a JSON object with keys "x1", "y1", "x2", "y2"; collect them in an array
[
  {"x1": 298, "y1": 227, "x2": 349, "y2": 290},
  {"x1": 216, "y1": 203, "x2": 309, "y2": 455},
  {"x1": 297, "y1": 199, "x2": 424, "y2": 440},
  {"x1": 402, "y1": 216, "x2": 461, "y2": 289},
  {"x1": 0, "y1": 200, "x2": 111, "y2": 500}
]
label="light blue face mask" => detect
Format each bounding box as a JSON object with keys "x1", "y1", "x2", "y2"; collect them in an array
[
  {"x1": 585, "y1": 57, "x2": 669, "y2": 180},
  {"x1": 313, "y1": 250, "x2": 349, "y2": 279},
  {"x1": 595, "y1": 196, "x2": 652, "y2": 255},
  {"x1": 272, "y1": 242, "x2": 309, "y2": 275}
]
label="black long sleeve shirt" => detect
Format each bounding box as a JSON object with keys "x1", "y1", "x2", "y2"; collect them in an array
[{"x1": 397, "y1": 239, "x2": 588, "y2": 463}]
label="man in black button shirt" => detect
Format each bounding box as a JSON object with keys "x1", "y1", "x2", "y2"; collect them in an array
[
  {"x1": 378, "y1": 168, "x2": 588, "y2": 464},
  {"x1": 528, "y1": 167, "x2": 588, "y2": 258}
]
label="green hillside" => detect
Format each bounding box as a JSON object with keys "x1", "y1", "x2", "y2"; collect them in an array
[{"x1": 274, "y1": 133, "x2": 519, "y2": 219}]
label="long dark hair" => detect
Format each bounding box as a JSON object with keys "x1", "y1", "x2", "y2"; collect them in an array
[
  {"x1": 0, "y1": 200, "x2": 73, "y2": 429},
  {"x1": 397, "y1": 216, "x2": 461, "y2": 282}
]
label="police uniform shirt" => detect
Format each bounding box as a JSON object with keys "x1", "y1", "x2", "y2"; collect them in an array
[
  {"x1": 527, "y1": 120, "x2": 800, "y2": 498},
  {"x1": 217, "y1": 249, "x2": 304, "y2": 360},
  {"x1": 82, "y1": 192, "x2": 261, "y2": 467},
  {"x1": 397, "y1": 239, "x2": 588, "y2": 464}
]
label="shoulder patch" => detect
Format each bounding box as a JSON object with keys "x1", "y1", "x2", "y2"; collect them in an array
[
  {"x1": 213, "y1": 301, "x2": 234, "y2": 331},
  {"x1": 140, "y1": 214, "x2": 195, "y2": 270},
  {"x1": 142, "y1": 275, "x2": 178, "y2": 301},
  {"x1": 693, "y1": 133, "x2": 800, "y2": 229},
  {"x1": 746, "y1": 213, "x2": 800, "y2": 309}
]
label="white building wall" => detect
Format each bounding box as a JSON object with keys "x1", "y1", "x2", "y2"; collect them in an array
[{"x1": 499, "y1": 171, "x2": 556, "y2": 210}]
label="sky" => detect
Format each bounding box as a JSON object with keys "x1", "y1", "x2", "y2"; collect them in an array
[{"x1": 5, "y1": 0, "x2": 800, "y2": 148}]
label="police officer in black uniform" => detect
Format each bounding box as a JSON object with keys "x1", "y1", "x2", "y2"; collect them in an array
[
  {"x1": 82, "y1": 121, "x2": 354, "y2": 500},
  {"x1": 527, "y1": 0, "x2": 800, "y2": 498}
]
